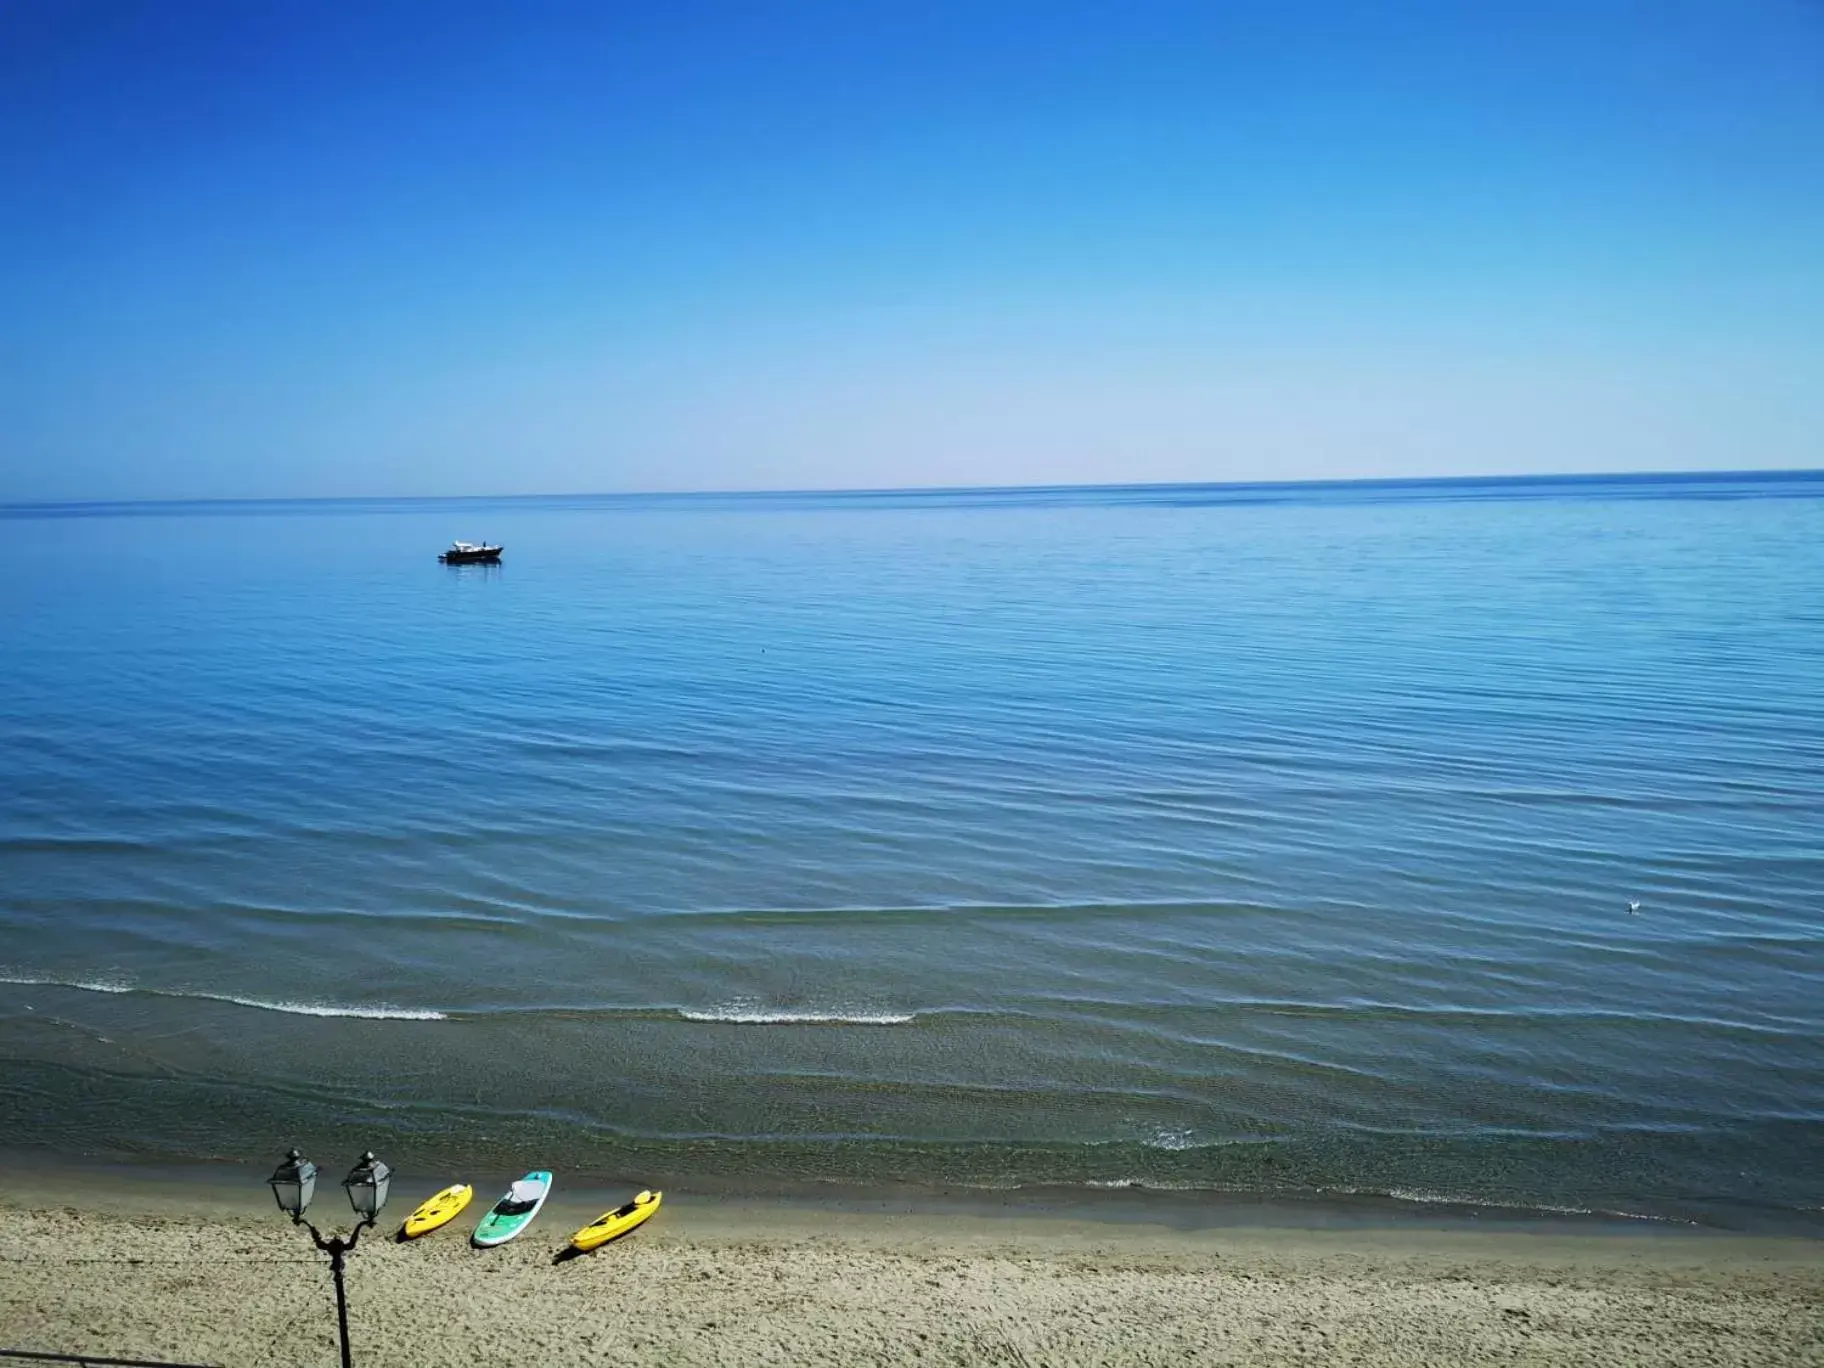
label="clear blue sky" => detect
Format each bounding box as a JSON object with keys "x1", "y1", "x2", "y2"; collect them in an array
[{"x1": 2, "y1": 1, "x2": 1820, "y2": 500}]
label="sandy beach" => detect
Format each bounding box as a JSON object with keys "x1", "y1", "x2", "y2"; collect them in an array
[{"x1": 0, "y1": 1170, "x2": 1818, "y2": 1367}]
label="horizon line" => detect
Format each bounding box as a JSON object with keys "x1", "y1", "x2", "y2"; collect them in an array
[{"x1": 4, "y1": 465, "x2": 1821, "y2": 513}]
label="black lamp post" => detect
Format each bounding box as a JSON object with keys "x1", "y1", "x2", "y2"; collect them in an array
[{"x1": 268, "y1": 1149, "x2": 392, "y2": 1368}]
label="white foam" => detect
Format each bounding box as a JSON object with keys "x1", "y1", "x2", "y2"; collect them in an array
[
  {"x1": 0, "y1": 973, "x2": 132, "y2": 995},
  {"x1": 679, "y1": 1002, "x2": 915, "y2": 1025},
  {"x1": 1145, "y1": 1126, "x2": 1199, "y2": 1151},
  {"x1": 205, "y1": 994, "x2": 446, "y2": 1021},
  {"x1": 1364, "y1": 1187, "x2": 1683, "y2": 1223},
  {"x1": 0, "y1": 973, "x2": 445, "y2": 1021}
]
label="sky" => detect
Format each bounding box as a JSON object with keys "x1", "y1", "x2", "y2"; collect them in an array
[{"x1": 1, "y1": 0, "x2": 1821, "y2": 501}]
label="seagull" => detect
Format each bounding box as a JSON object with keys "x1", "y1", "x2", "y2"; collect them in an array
[{"x1": 1627, "y1": 900, "x2": 1641, "y2": 915}]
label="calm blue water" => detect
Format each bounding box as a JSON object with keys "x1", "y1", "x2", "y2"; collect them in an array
[{"x1": 2, "y1": 473, "x2": 1821, "y2": 1228}]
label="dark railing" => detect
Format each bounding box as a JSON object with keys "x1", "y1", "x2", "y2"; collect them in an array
[{"x1": 0, "y1": 1350, "x2": 221, "y2": 1368}]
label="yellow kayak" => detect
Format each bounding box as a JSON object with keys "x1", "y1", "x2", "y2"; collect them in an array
[
  {"x1": 401, "y1": 1183, "x2": 473, "y2": 1239},
  {"x1": 570, "y1": 1189, "x2": 662, "y2": 1251}
]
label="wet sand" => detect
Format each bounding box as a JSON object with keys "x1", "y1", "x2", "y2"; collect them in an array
[{"x1": 0, "y1": 1167, "x2": 1818, "y2": 1366}]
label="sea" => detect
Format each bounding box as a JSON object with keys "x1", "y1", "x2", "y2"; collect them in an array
[{"x1": 2, "y1": 472, "x2": 1820, "y2": 1231}]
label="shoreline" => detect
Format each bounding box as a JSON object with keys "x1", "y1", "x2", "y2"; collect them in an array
[
  {"x1": 3, "y1": 1160, "x2": 1820, "y2": 1366},
  {"x1": 7, "y1": 1147, "x2": 1812, "y2": 1240}
]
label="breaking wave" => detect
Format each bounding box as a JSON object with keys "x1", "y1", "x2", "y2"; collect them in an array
[
  {"x1": 0, "y1": 973, "x2": 448, "y2": 1021},
  {"x1": 678, "y1": 1001, "x2": 917, "y2": 1025}
]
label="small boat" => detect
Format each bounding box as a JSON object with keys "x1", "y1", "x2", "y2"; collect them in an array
[
  {"x1": 400, "y1": 1183, "x2": 473, "y2": 1239},
  {"x1": 569, "y1": 1189, "x2": 662, "y2": 1252},
  {"x1": 439, "y1": 541, "x2": 502, "y2": 564}
]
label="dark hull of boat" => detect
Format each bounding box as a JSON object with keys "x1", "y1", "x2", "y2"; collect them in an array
[{"x1": 439, "y1": 548, "x2": 502, "y2": 564}]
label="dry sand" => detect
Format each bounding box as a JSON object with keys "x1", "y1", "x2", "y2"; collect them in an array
[{"x1": 0, "y1": 1181, "x2": 1819, "y2": 1367}]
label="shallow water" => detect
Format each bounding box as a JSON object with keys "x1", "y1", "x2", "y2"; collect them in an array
[{"x1": 2, "y1": 474, "x2": 1820, "y2": 1228}]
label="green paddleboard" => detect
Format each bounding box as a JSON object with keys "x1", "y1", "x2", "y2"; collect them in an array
[{"x1": 472, "y1": 1171, "x2": 551, "y2": 1247}]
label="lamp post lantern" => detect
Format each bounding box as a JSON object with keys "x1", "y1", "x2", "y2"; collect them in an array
[
  {"x1": 268, "y1": 1149, "x2": 391, "y2": 1368},
  {"x1": 268, "y1": 1148, "x2": 316, "y2": 1219},
  {"x1": 343, "y1": 1151, "x2": 391, "y2": 1223}
]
